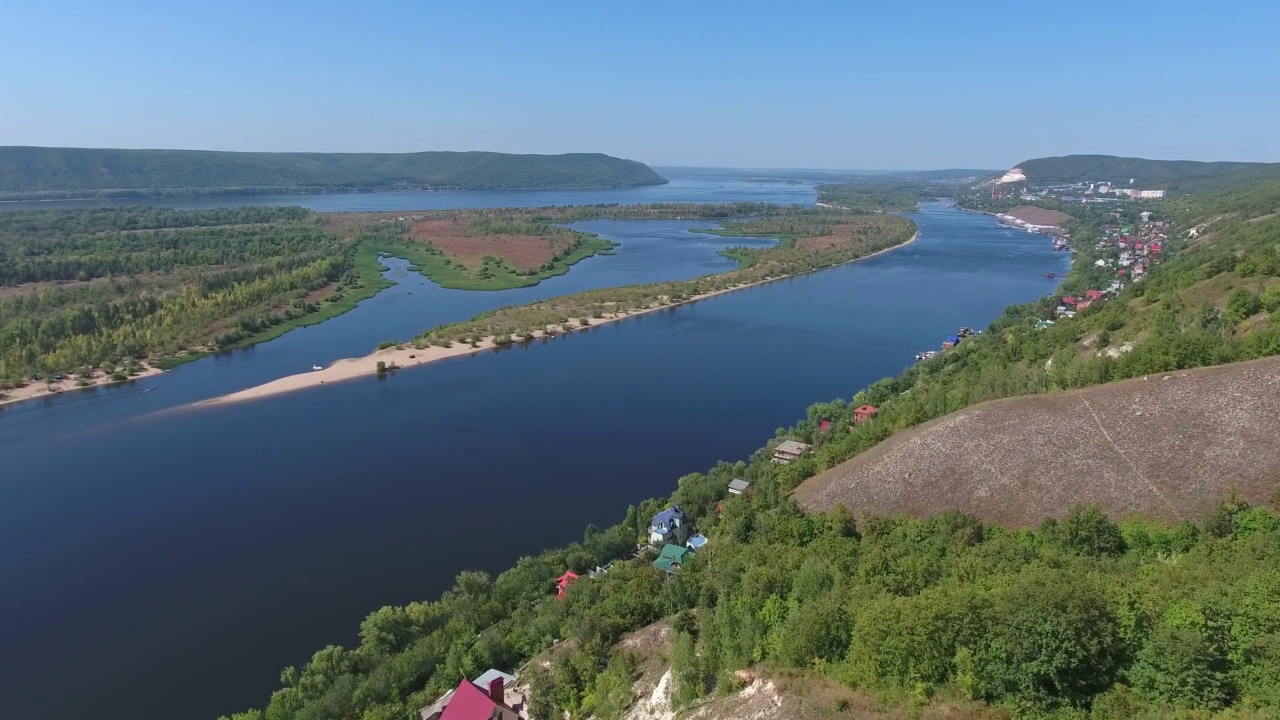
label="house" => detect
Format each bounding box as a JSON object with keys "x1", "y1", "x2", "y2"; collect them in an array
[
  {"x1": 818, "y1": 420, "x2": 832, "y2": 432},
  {"x1": 653, "y1": 544, "x2": 694, "y2": 575},
  {"x1": 853, "y1": 405, "x2": 878, "y2": 423},
  {"x1": 588, "y1": 563, "x2": 612, "y2": 578},
  {"x1": 554, "y1": 571, "x2": 579, "y2": 601},
  {"x1": 727, "y1": 478, "x2": 751, "y2": 495},
  {"x1": 420, "y1": 671, "x2": 520, "y2": 720},
  {"x1": 686, "y1": 533, "x2": 708, "y2": 550},
  {"x1": 1076, "y1": 300, "x2": 1092, "y2": 311},
  {"x1": 1084, "y1": 289, "x2": 1105, "y2": 302},
  {"x1": 1062, "y1": 296, "x2": 1077, "y2": 306},
  {"x1": 649, "y1": 505, "x2": 690, "y2": 545},
  {"x1": 772, "y1": 440, "x2": 811, "y2": 464}
]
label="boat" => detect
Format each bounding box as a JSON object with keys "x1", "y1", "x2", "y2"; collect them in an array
[
  {"x1": 1044, "y1": 271, "x2": 1055, "y2": 278},
  {"x1": 311, "y1": 365, "x2": 323, "y2": 372}
]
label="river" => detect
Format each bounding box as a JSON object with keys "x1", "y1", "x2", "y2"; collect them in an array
[{"x1": 0, "y1": 192, "x2": 1068, "y2": 720}]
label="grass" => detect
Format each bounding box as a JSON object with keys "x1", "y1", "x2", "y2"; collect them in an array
[{"x1": 370, "y1": 232, "x2": 617, "y2": 291}]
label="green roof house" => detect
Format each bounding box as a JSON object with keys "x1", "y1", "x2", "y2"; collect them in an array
[{"x1": 653, "y1": 544, "x2": 694, "y2": 576}]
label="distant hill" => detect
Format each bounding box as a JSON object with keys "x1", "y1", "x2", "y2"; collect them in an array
[
  {"x1": 794, "y1": 356, "x2": 1280, "y2": 527},
  {"x1": 0, "y1": 146, "x2": 667, "y2": 198},
  {"x1": 1014, "y1": 154, "x2": 1280, "y2": 192}
]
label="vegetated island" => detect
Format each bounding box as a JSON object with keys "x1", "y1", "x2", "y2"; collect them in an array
[
  {"x1": 222, "y1": 175, "x2": 1280, "y2": 720},
  {"x1": 200, "y1": 211, "x2": 918, "y2": 406},
  {"x1": 0, "y1": 199, "x2": 907, "y2": 408},
  {"x1": 0, "y1": 146, "x2": 667, "y2": 201}
]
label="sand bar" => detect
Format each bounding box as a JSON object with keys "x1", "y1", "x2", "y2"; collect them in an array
[
  {"x1": 0, "y1": 366, "x2": 164, "y2": 410},
  {"x1": 198, "y1": 232, "x2": 917, "y2": 407}
]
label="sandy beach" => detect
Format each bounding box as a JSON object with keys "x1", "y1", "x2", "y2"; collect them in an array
[
  {"x1": 198, "y1": 231, "x2": 918, "y2": 407},
  {"x1": 0, "y1": 366, "x2": 165, "y2": 410}
]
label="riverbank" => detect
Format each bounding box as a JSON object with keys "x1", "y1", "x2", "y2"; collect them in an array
[
  {"x1": 198, "y1": 230, "x2": 918, "y2": 407},
  {"x1": 0, "y1": 366, "x2": 165, "y2": 409}
]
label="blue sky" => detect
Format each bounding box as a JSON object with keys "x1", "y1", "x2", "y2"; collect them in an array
[{"x1": 2, "y1": 1, "x2": 1277, "y2": 169}]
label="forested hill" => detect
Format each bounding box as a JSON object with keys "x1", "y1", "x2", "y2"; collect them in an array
[
  {"x1": 1014, "y1": 154, "x2": 1280, "y2": 192},
  {"x1": 0, "y1": 147, "x2": 667, "y2": 198}
]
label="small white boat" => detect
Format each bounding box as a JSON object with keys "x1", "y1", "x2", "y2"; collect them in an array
[{"x1": 311, "y1": 365, "x2": 323, "y2": 372}]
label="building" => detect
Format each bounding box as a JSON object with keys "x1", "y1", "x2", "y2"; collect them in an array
[
  {"x1": 649, "y1": 505, "x2": 690, "y2": 545},
  {"x1": 420, "y1": 671, "x2": 520, "y2": 720},
  {"x1": 1062, "y1": 296, "x2": 1077, "y2": 307},
  {"x1": 728, "y1": 478, "x2": 751, "y2": 495},
  {"x1": 554, "y1": 571, "x2": 579, "y2": 601},
  {"x1": 853, "y1": 405, "x2": 878, "y2": 423},
  {"x1": 772, "y1": 440, "x2": 811, "y2": 464},
  {"x1": 818, "y1": 420, "x2": 832, "y2": 432},
  {"x1": 653, "y1": 544, "x2": 694, "y2": 575},
  {"x1": 1084, "y1": 290, "x2": 1105, "y2": 302}
]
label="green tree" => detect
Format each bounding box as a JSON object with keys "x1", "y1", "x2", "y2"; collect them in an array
[
  {"x1": 973, "y1": 571, "x2": 1123, "y2": 707},
  {"x1": 1130, "y1": 626, "x2": 1233, "y2": 710},
  {"x1": 1060, "y1": 505, "x2": 1127, "y2": 557}
]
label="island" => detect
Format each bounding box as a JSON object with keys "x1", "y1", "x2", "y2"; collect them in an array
[
  {"x1": 200, "y1": 212, "x2": 918, "y2": 405},
  {"x1": 0, "y1": 201, "x2": 914, "y2": 408}
]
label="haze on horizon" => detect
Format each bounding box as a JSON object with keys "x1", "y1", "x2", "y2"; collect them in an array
[{"x1": 3, "y1": 1, "x2": 1277, "y2": 171}]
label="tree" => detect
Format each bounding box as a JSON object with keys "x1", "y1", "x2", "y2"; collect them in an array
[
  {"x1": 1130, "y1": 626, "x2": 1233, "y2": 710},
  {"x1": 973, "y1": 571, "x2": 1123, "y2": 707},
  {"x1": 671, "y1": 630, "x2": 704, "y2": 706},
  {"x1": 1060, "y1": 505, "x2": 1126, "y2": 557}
]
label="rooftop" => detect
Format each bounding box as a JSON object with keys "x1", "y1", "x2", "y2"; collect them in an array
[{"x1": 775, "y1": 440, "x2": 811, "y2": 455}]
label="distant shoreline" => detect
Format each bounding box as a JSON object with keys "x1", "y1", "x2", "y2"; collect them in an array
[{"x1": 196, "y1": 231, "x2": 919, "y2": 408}]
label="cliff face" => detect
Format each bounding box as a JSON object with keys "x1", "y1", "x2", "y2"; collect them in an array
[{"x1": 795, "y1": 355, "x2": 1280, "y2": 526}]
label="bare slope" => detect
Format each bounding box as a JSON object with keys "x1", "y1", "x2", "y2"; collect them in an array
[{"x1": 794, "y1": 356, "x2": 1280, "y2": 526}]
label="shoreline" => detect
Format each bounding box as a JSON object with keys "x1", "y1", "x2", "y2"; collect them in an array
[
  {"x1": 196, "y1": 231, "x2": 919, "y2": 408},
  {"x1": 0, "y1": 366, "x2": 165, "y2": 410}
]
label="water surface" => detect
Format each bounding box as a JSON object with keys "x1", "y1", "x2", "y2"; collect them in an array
[{"x1": 0, "y1": 204, "x2": 1067, "y2": 720}]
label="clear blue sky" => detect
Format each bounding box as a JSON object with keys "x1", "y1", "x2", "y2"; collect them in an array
[{"x1": 3, "y1": 1, "x2": 1277, "y2": 170}]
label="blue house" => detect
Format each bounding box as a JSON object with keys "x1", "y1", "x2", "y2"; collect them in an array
[{"x1": 649, "y1": 505, "x2": 690, "y2": 546}]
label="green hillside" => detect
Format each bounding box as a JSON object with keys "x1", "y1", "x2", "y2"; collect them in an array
[
  {"x1": 1017, "y1": 154, "x2": 1280, "y2": 193},
  {"x1": 0, "y1": 146, "x2": 667, "y2": 198}
]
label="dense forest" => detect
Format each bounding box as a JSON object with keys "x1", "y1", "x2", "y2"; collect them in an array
[
  {"x1": 0, "y1": 147, "x2": 666, "y2": 198},
  {"x1": 1014, "y1": 155, "x2": 1280, "y2": 194},
  {"x1": 815, "y1": 182, "x2": 924, "y2": 212},
  {"x1": 0, "y1": 207, "x2": 395, "y2": 385},
  {"x1": 221, "y1": 180, "x2": 1280, "y2": 720}
]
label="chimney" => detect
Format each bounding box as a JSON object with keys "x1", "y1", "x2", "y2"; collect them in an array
[{"x1": 488, "y1": 676, "x2": 504, "y2": 704}]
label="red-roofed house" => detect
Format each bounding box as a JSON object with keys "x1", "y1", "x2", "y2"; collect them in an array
[
  {"x1": 437, "y1": 676, "x2": 519, "y2": 720},
  {"x1": 1062, "y1": 296, "x2": 1077, "y2": 306},
  {"x1": 420, "y1": 671, "x2": 521, "y2": 720},
  {"x1": 1076, "y1": 300, "x2": 1092, "y2": 311},
  {"x1": 818, "y1": 420, "x2": 832, "y2": 432},
  {"x1": 853, "y1": 405, "x2": 878, "y2": 423},
  {"x1": 555, "y1": 571, "x2": 579, "y2": 601},
  {"x1": 1084, "y1": 290, "x2": 1105, "y2": 302}
]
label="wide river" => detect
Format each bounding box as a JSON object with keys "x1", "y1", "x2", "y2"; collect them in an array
[{"x1": 0, "y1": 176, "x2": 1068, "y2": 720}]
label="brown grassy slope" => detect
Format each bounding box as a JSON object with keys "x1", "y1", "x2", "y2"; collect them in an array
[
  {"x1": 406, "y1": 218, "x2": 571, "y2": 270},
  {"x1": 794, "y1": 356, "x2": 1280, "y2": 526},
  {"x1": 1005, "y1": 205, "x2": 1072, "y2": 227}
]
